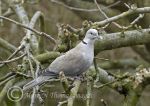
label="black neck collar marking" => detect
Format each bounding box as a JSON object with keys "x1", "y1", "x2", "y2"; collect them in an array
[{"x1": 82, "y1": 40, "x2": 87, "y2": 45}]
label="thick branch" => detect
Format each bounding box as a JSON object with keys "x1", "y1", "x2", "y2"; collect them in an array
[
  {"x1": 0, "y1": 37, "x2": 18, "y2": 53},
  {"x1": 2, "y1": 28, "x2": 149, "y2": 65},
  {"x1": 28, "y1": 28, "x2": 150, "y2": 64},
  {"x1": 35, "y1": 52, "x2": 60, "y2": 63},
  {"x1": 95, "y1": 28, "x2": 150, "y2": 54}
]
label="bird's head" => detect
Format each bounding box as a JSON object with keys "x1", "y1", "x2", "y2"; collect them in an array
[{"x1": 83, "y1": 29, "x2": 103, "y2": 44}]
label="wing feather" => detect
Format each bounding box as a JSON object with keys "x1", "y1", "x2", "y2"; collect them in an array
[{"x1": 48, "y1": 48, "x2": 90, "y2": 76}]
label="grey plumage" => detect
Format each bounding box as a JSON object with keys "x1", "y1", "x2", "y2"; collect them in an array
[
  {"x1": 23, "y1": 76, "x2": 50, "y2": 90},
  {"x1": 23, "y1": 29, "x2": 102, "y2": 91}
]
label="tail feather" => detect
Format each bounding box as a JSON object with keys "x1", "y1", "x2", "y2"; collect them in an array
[{"x1": 23, "y1": 76, "x2": 50, "y2": 91}]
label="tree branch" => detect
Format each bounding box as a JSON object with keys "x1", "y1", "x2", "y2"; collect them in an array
[
  {"x1": 0, "y1": 37, "x2": 19, "y2": 53},
  {"x1": 67, "y1": 79, "x2": 81, "y2": 106},
  {"x1": 95, "y1": 28, "x2": 150, "y2": 54},
  {"x1": 95, "y1": 7, "x2": 150, "y2": 26},
  {"x1": 0, "y1": 16, "x2": 57, "y2": 44}
]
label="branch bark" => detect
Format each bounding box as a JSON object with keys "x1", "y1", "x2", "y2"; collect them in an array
[
  {"x1": 0, "y1": 37, "x2": 19, "y2": 53},
  {"x1": 1, "y1": 28, "x2": 150, "y2": 64},
  {"x1": 95, "y1": 7, "x2": 150, "y2": 26},
  {"x1": 95, "y1": 28, "x2": 150, "y2": 54},
  {"x1": 67, "y1": 79, "x2": 81, "y2": 106}
]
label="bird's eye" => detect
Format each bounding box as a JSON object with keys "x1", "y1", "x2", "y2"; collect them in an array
[{"x1": 90, "y1": 32, "x2": 93, "y2": 35}]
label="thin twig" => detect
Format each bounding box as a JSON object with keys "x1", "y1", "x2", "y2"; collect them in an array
[
  {"x1": 27, "y1": 42, "x2": 41, "y2": 106},
  {"x1": 2, "y1": 8, "x2": 14, "y2": 17},
  {"x1": 94, "y1": 0, "x2": 123, "y2": 29},
  {"x1": 30, "y1": 55, "x2": 42, "y2": 104},
  {"x1": 59, "y1": 71, "x2": 70, "y2": 94},
  {"x1": 27, "y1": 53, "x2": 35, "y2": 78},
  {"x1": 30, "y1": 55, "x2": 40, "y2": 79},
  {"x1": 94, "y1": 74, "x2": 129, "y2": 88},
  {"x1": 26, "y1": 47, "x2": 37, "y2": 106},
  {"x1": 51, "y1": 0, "x2": 98, "y2": 12},
  {"x1": 0, "y1": 53, "x2": 26, "y2": 64},
  {"x1": 123, "y1": 14, "x2": 144, "y2": 29},
  {"x1": 58, "y1": 100, "x2": 68, "y2": 106},
  {"x1": 30, "y1": 88, "x2": 36, "y2": 106},
  {"x1": 51, "y1": 0, "x2": 121, "y2": 12},
  {"x1": 0, "y1": 44, "x2": 24, "y2": 67},
  {"x1": 124, "y1": 3, "x2": 130, "y2": 9},
  {"x1": 116, "y1": 14, "x2": 144, "y2": 30},
  {"x1": 67, "y1": 79, "x2": 81, "y2": 106},
  {"x1": 14, "y1": 71, "x2": 32, "y2": 78},
  {"x1": 0, "y1": 72, "x2": 29, "y2": 87},
  {"x1": 94, "y1": 57, "x2": 109, "y2": 61},
  {"x1": 0, "y1": 16, "x2": 57, "y2": 44},
  {"x1": 101, "y1": 99, "x2": 108, "y2": 106},
  {"x1": 94, "y1": 0, "x2": 108, "y2": 19},
  {"x1": 0, "y1": 78, "x2": 15, "y2": 103},
  {"x1": 0, "y1": 72, "x2": 16, "y2": 82},
  {"x1": 86, "y1": 78, "x2": 92, "y2": 106},
  {"x1": 66, "y1": 24, "x2": 79, "y2": 33},
  {"x1": 0, "y1": 75, "x2": 16, "y2": 86},
  {"x1": 93, "y1": 58, "x2": 100, "y2": 85},
  {"x1": 131, "y1": 14, "x2": 144, "y2": 25},
  {"x1": 95, "y1": 7, "x2": 150, "y2": 26},
  {"x1": 6, "y1": 44, "x2": 24, "y2": 60}
]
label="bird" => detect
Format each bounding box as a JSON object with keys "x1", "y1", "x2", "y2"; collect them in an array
[{"x1": 23, "y1": 29, "x2": 103, "y2": 91}]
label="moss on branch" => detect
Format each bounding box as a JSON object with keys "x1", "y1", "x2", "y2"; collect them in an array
[
  {"x1": 0, "y1": 37, "x2": 19, "y2": 53},
  {"x1": 95, "y1": 28, "x2": 150, "y2": 54},
  {"x1": 35, "y1": 52, "x2": 60, "y2": 63}
]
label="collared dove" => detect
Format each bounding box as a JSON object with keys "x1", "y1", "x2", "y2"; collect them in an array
[{"x1": 23, "y1": 29, "x2": 102, "y2": 91}]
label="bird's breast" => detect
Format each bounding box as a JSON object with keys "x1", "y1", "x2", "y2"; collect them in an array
[{"x1": 81, "y1": 49, "x2": 94, "y2": 65}]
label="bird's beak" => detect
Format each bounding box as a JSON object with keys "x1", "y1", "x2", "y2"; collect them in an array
[{"x1": 97, "y1": 35, "x2": 103, "y2": 40}]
